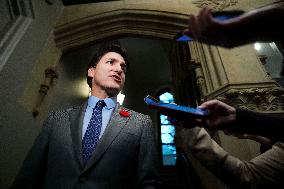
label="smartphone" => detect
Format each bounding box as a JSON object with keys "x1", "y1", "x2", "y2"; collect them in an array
[
  {"x1": 212, "y1": 10, "x2": 244, "y2": 21},
  {"x1": 144, "y1": 95, "x2": 209, "y2": 118},
  {"x1": 174, "y1": 10, "x2": 244, "y2": 42}
]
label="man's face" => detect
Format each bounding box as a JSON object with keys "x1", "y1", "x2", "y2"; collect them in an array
[{"x1": 88, "y1": 52, "x2": 126, "y2": 96}]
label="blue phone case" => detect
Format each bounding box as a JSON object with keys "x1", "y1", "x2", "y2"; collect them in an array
[{"x1": 144, "y1": 95, "x2": 209, "y2": 117}]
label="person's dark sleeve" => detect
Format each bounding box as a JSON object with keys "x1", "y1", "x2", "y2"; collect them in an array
[
  {"x1": 233, "y1": 1, "x2": 284, "y2": 45},
  {"x1": 230, "y1": 108, "x2": 284, "y2": 142}
]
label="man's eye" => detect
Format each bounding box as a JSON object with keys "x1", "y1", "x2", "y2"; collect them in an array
[
  {"x1": 106, "y1": 60, "x2": 113, "y2": 64},
  {"x1": 121, "y1": 64, "x2": 127, "y2": 72}
]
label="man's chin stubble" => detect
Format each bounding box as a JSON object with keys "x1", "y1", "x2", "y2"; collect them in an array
[{"x1": 105, "y1": 87, "x2": 122, "y2": 97}]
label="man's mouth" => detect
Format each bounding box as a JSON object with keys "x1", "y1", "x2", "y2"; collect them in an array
[{"x1": 111, "y1": 75, "x2": 122, "y2": 82}]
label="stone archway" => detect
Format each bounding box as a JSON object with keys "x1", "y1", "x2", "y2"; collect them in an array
[{"x1": 54, "y1": 9, "x2": 188, "y2": 53}]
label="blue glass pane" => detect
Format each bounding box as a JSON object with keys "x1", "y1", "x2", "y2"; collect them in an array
[
  {"x1": 163, "y1": 155, "x2": 176, "y2": 166},
  {"x1": 161, "y1": 125, "x2": 175, "y2": 135},
  {"x1": 162, "y1": 144, "x2": 176, "y2": 155},
  {"x1": 159, "y1": 92, "x2": 174, "y2": 103},
  {"x1": 161, "y1": 133, "x2": 174, "y2": 143},
  {"x1": 160, "y1": 115, "x2": 170, "y2": 125},
  {"x1": 159, "y1": 91, "x2": 176, "y2": 165}
]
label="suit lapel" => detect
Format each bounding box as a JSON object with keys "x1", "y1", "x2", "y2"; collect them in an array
[
  {"x1": 69, "y1": 103, "x2": 87, "y2": 168},
  {"x1": 82, "y1": 104, "x2": 130, "y2": 172}
]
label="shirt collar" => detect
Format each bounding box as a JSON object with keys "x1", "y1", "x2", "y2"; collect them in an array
[{"x1": 88, "y1": 95, "x2": 117, "y2": 110}]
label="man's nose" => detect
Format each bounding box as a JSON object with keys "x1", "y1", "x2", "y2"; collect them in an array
[{"x1": 114, "y1": 64, "x2": 123, "y2": 73}]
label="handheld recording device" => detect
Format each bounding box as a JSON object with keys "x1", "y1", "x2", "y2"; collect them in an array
[
  {"x1": 174, "y1": 10, "x2": 244, "y2": 42},
  {"x1": 144, "y1": 95, "x2": 209, "y2": 118}
]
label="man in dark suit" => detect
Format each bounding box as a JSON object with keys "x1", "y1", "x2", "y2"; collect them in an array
[{"x1": 10, "y1": 44, "x2": 159, "y2": 189}]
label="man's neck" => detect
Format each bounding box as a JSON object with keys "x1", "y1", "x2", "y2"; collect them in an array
[{"x1": 91, "y1": 90, "x2": 117, "y2": 99}]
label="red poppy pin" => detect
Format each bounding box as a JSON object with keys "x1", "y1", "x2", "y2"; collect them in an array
[{"x1": 119, "y1": 109, "x2": 130, "y2": 117}]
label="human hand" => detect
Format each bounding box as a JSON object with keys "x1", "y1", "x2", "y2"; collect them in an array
[
  {"x1": 183, "y1": 7, "x2": 227, "y2": 44},
  {"x1": 198, "y1": 99, "x2": 236, "y2": 129},
  {"x1": 182, "y1": 6, "x2": 245, "y2": 48},
  {"x1": 183, "y1": 7, "x2": 216, "y2": 39}
]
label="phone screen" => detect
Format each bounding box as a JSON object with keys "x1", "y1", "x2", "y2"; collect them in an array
[{"x1": 144, "y1": 95, "x2": 209, "y2": 118}]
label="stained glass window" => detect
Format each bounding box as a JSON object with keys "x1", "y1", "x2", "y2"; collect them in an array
[{"x1": 159, "y1": 92, "x2": 176, "y2": 166}]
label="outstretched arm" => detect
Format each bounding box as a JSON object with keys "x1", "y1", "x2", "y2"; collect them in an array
[
  {"x1": 183, "y1": 2, "x2": 284, "y2": 48},
  {"x1": 197, "y1": 99, "x2": 284, "y2": 142},
  {"x1": 180, "y1": 126, "x2": 284, "y2": 188}
]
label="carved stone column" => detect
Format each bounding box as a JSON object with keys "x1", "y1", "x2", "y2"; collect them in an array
[
  {"x1": 187, "y1": 41, "x2": 230, "y2": 100},
  {"x1": 187, "y1": 59, "x2": 206, "y2": 99},
  {"x1": 170, "y1": 43, "x2": 202, "y2": 106},
  {"x1": 187, "y1": 43, "x2": 205, "y2": 98}
]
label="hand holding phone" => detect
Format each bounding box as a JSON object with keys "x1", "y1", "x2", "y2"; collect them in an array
[
  {"x1": 174, "y1": 10, "x2": 244, "y2": 42},
  {"x1": 144, "y1": 95, "x2": 209, "y2": 120}
]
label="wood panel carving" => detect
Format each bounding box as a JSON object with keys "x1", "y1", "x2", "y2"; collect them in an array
[{"x1": 192, "y1": 0, "x2": 238, "y2": 10}]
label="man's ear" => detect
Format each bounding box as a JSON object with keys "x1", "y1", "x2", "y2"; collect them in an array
[{"x1": 87, "y1": 67, "x2": 95, "y2": 77}]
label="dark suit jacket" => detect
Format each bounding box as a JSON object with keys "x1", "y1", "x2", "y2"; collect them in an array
[{"x1": 10, "y1": 103, "x2": 159, "y2": 189}]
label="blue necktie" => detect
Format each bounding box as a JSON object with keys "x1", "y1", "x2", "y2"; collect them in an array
[{"x1": 82, "y1": 100, "x2": 105, "y2": 164}]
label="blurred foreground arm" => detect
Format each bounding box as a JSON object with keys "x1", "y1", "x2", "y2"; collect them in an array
[
  {"x1": 198, "y1": 100, "x2": 284, "y2": 142},
  {"x1": 183, "y1": 2, "x2": 284, "y2": 48},
  {"x1": 180, "y1": 126, "x2": 284, "y2": 188}
]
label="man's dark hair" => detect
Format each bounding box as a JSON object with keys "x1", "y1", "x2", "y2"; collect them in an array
[{"x1": 86, "y1": 43, "x2": 129, "y2": 88}]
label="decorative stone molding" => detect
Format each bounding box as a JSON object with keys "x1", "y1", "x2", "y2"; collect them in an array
[
  {"x1": 258, "y1": 54, "x2": 268, "y2": 65},
  {"x1": 216, "y1": 87, "x2": 284, "y2": 112},
  {"x1": 258, "y1": 54, "x2": 271, "y2": 77},
  {"x1": 196, "y1": 76, "x2": 206, "y2": 99},
  {"x1": 189, "y1": 59, "x2": 207, "y2": 98},
  {"x1": 192, "y1": 0, "x2": 238, "y2": 10},
  {"x1": 33, "y1": 67, "x2": 58, "y2": 117}
]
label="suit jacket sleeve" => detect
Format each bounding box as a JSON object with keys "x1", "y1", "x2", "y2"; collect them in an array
[
  {"x1": 10, "y1": 113, "x2": 54, "y2": 189},
  {"x1": 181, "y1": 127, "x2": 284, "y2": 189},
  {"x1": 230, "y1": 108, "x2": 284, "y2": 142},
  {"x1": 137, "y1": 115, "x2": 160, "y2": 189}
]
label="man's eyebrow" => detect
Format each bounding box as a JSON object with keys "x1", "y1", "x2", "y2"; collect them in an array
[{"x1": 104, "y1": 57, "x2": 125, "y2": 64}]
